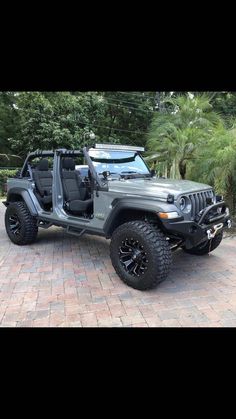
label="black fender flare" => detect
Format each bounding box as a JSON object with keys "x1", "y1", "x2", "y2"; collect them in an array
[
  {"x1": 6, "y1": 188, "x2": 38, "y2": 216},
  {"x1": 103, "y1": 197, "x2": 178, "y2": 237}
]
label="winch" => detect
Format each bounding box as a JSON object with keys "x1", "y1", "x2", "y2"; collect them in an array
[{"x1": 206, "y1": 223, "x2": 223, "y2": 240}]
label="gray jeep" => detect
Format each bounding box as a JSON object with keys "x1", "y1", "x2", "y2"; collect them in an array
[{"x1": 3, "y1": 144, "x2": 232, "y2": 290}]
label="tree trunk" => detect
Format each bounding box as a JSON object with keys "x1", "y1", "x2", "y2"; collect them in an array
[
  {"x1": 108, "y1": 112, "x2": 116, "y2": 137},
  {"x1": 225, "y1": 175, "x2": 235, "y2": 215},
  {"x1": 167, "y1": 162, "x2": 172, "y2": 178},
  {"x1": 179, "y1": 159, "x2": 186, "y2": 179}
]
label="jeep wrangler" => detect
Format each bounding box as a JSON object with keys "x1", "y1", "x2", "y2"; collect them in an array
[{"x1": 3, "y1": 144, "x2": 232, "y2": 290}]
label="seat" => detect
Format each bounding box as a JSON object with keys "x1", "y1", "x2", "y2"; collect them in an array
[
  {"x1": 61, "y1": 158, "x2": 93, "y2": 214},
  {"x1": 33, "y1": 159, "x2": 53, "y2": 206}
]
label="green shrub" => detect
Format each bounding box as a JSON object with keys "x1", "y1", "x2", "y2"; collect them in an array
[{"x1": 0, "y1": 169, "x2": 19, "y2": 196}]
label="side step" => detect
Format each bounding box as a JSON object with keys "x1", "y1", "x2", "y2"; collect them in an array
[
  {"x1": 37, "y1": 220, "x2": 53, "y2": 229},
  {"x1": 66, "y1": 225, "x2": 86, "y2": 237}
]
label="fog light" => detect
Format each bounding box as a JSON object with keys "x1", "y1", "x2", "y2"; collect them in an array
[
  {"x1": 225, "y1": 207, "x2": 230, "y2": 216},
  {"x1": 227, "y1": 220, "x2": 232, "y2": 229}
]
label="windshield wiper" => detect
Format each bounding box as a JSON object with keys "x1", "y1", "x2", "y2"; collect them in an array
[
  {"x1": 98, "y1": 172, "x2": 119, "y2": 176},
  {"x1": 121, "y1": 170, "x2": 138, "y2": 174},
  {"x1": 120, "y1": 171, "x2": 151, "y2": 178}
]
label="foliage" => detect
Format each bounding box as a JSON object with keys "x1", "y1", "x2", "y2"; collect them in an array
[
  {"x1": 0, "y1": 91, "x2": 156, "y2": 159},
  {"x1": 187, "y1": 126, "x2": 236, "y2": 212},
  {"x1": 210, "y1": 92, "x2": 236, "y2": 126},
  {"x1": 0, "y1": 92, "x2": 21, "y2": 160},
  {"x1": 0, "y1": 90, "x2": 236, "y2": 213},
  {"x1": 9, "y1": 92, "x2": 106, "y2": 155},
  {"x1": 147, "y1": 92, "x2": 236, "y2": 213},
  {"x1": 95, "y1": 92, "x2": 155, "y2": 146},
  {"x1": 0, "y1": 169, "x2": 18, "y2": 195},
  {"x1": 147, "y1": 93, "x2": 223, "y2": 179}
]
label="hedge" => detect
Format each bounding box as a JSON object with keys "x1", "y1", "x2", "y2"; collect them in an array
[{"x1": 0, "y1": 169, "x2": 19, "y2": 195}]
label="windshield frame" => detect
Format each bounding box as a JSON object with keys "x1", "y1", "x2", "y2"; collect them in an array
[{"x1": 88, "y1": 149, "x2": 151, "y2": 178}]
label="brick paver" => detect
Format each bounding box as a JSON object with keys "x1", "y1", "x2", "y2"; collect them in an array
[{"x1": 0, "y1": 203, "x2": 236, "y2": 327}]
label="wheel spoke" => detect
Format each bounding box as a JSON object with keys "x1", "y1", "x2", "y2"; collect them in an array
[
  {"x1": 8, "y1": 213, "x2": 21, "y2": 235},
  {"x1": 119, "y1": 249, "x2": 133, "y2": 255},
  {"x1": 123, "y1": 258, "x2": 135, "y2": 269},
  {"x1": 120, "y1": 254, "x2": 132, "y2": 262},
  {"x1": 119, "y1": 237, "x2": 148, "y2": 278},
  {"x1": 132, "y1": 263, "x2": 139, "y2": 276},
  {"x1": 10, "y1": 222, "x2": 18, "y2": 228}
]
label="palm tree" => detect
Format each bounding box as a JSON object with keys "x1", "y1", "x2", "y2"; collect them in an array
[
  {"x1": 207, "y1": 127, "x2": 236, "y2": 213},
  {"x1": 187, "y1": 124, "x2": 236, "y2": 214},
  {"x1": 147, "y1": 93, "x2": 222, "y2": 179}
]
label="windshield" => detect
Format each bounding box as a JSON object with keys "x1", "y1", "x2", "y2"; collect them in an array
[{"x1": 89, "y1": 150, "x2": 150, "y2": 177}]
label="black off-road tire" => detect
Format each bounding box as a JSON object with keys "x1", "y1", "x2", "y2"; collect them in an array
[
  {"x1": 5, "y1": 202, "x2": 38, "y2": 245},
  {"x1": 110, "y1": 220, "x2": 172, "y2": 290},
  {"x1": 183, "y1": 231, "x2": 223, "y2": 255}
]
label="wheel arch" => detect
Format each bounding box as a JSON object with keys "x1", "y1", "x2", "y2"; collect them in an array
[
  {"x1": 103, "y1": 198, "x2": 168, "y2": 237},
  {"x1": 6, "y1": 188, "x2": 38, "y2": 216}
]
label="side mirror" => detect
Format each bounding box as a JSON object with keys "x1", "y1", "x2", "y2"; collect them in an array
[
  {"x1": 102, "y1": 170, "x2": 111, "y2": 179},
  {"x1": 150, "y1": 169, "x2": 156, "y2": 177}
]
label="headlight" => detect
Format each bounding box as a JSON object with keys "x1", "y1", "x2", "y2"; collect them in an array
[{"x1": 178, "y1": 196, "x2": 192, "y2": 214}]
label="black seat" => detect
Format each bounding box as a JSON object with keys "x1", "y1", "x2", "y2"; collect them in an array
[
  {"x1": 61, "y1": 158, "x2": 93, "y2": 214},
  {"x1": 33, "y1": 159, "x2": 53, "y2": 206}
]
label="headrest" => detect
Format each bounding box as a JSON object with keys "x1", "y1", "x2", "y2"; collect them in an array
[
  {"x1": 62, "y1": 158, "x2": 75, "y2": 170},
  {"x1": 37, "y1": 159, "x2": 49, "y2": 171}
]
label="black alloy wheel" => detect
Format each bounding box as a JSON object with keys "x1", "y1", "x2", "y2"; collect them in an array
[{"x1": 119, "y1": 237, "x2": 148, "y2": 277}]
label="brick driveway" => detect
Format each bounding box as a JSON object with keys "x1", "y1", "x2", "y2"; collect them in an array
[{"x1": 0, "y1": 202, "x2": 236, "y2": 327}]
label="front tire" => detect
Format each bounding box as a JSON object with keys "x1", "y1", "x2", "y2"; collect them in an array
[
  {"x1": 110, "y1": 221, "x2": 172, "y2": 290},
  {"x1": 183, "y1": 231, "x2": 223, "y2": 255},
  {"x1": 5, "y1": 201, "x2": 38, "y2": 245}
]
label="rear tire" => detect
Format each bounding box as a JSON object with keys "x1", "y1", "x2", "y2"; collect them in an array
[
  {"x1": 110, "y1": 220, "x2": 172, "y2": 290},
  {"x1": 183, "y1": 231, "x2": 223, "y2": 255},
  {"x1": 5, "y1": 202, "x2": 38, "y2": 245}
]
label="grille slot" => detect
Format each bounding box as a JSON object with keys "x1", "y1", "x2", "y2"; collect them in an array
[{"x1": 186, "y1": 190, "x2": 213, "y2": 220}]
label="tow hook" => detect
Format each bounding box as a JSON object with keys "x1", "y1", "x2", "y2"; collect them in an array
[
  {"x1": 207, "y1": 223, "x2": 223, "y2": 240},
  {"x1": 227, "y1": 219, "x2": 232, "y2": 229}
]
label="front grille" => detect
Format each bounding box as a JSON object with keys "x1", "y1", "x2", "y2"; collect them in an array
[{"x1": 188, "y1": 190, "x2": 214, "y2": 220}]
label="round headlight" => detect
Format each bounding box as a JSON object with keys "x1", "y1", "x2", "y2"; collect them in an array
[{"x1": 179, "y1": 196, "x2": 191, "y2": 213}]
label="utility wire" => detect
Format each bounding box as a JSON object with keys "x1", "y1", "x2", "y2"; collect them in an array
[
  {"x1": 104, "y1": 101, "x2": 155, "y2": 113},
  {"x1": 117, "y1": 92, "x2": 156, "y2": 99},
  {"x1": 103, "y1": 96, "x2": 155, "y2": 107},
  {"x1": 79, "y1": 120, "x2": 148, "y2": 135},
  {"x1": 77, "y1": 94, "x2": 158, "y2": 134},
  {"x1": 92, "y1": 124, "x2": 147, "y2": 135}
]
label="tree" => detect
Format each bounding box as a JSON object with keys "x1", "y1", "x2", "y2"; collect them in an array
[
  {"x1": 210, "y1": 92, "x2": 236, "y2": 126},
  {"x1": 147, "y1": 93, "x2": 222, "y2": 179},
  {"x1": 5, "y1": 91, "x2": 157, "y2": 157},
  {"x1": 94, "y1": 92, "x2": 156, "y2": 146},
  {"x1": 0, "y1": 92, "x2": 21, "y2": 165},
  {"x1": 188, "y1": 125, "x2": 236, "y2": 214},
  {"x1": 9, "y1": 92, "x2": 107, "y2": 156}
]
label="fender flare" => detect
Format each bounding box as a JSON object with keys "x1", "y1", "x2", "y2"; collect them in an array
[
  {"x1": 6, "y1": 188, "x2": 38, "y2": 216},
  {"x1": 103, "y1": 197, "x2": 178, "y2": 237}
]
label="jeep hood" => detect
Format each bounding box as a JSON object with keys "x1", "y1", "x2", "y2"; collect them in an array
[{"x1": 108, "y1": 177, "x2": 212, "y2": 200}]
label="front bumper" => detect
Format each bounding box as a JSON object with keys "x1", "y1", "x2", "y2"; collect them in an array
[{"x1": 162, "y1": 201, "x2": 231, "y2": 249}]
